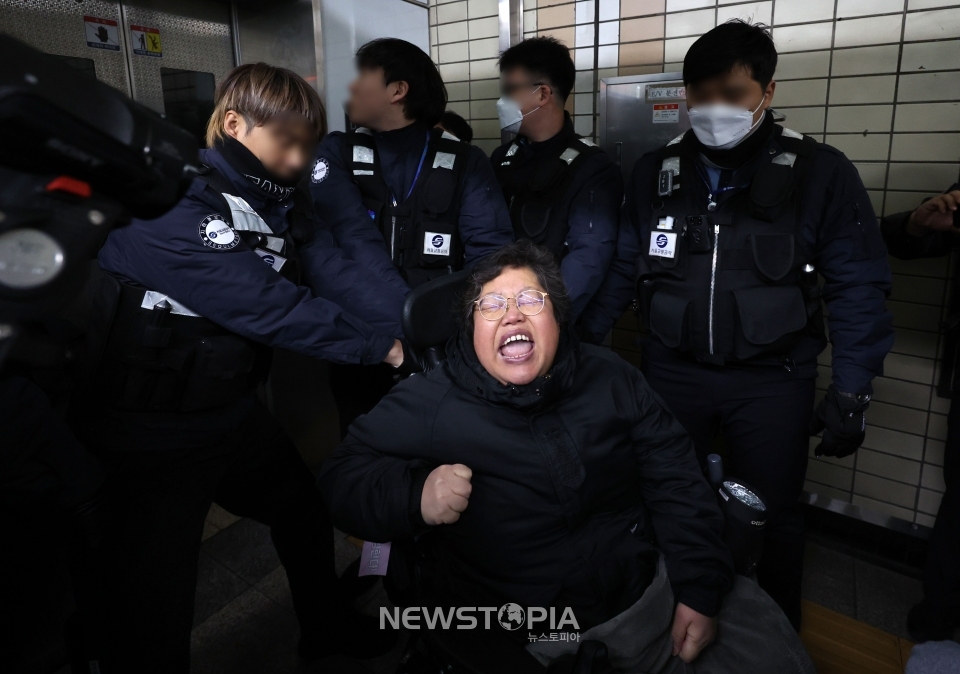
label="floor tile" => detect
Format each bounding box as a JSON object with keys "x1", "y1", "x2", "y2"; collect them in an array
[
  {"x1": 202, "y1": 517, "x2": 281, "y2": 585},
  {"x1": 855, "y1": 559, "x2": 925, "y2": 640},
  {"x1": 193, "y1": 551, "x2": 250, "y2": 627},
  {"x1": 206, "y1": 503, "x2": 242, "y2": 530},
  {"x1": 255, "y1": 566, "x2": 295, "y2": 615},
  {"x1": 802, "y1": 541, "x2": 858, "y2": 618}
]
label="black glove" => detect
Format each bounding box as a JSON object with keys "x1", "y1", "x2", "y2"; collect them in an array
[
  {"x1": 809, "y1": 386, "x2": 870, "y2": 458},
  {"x1": 394, "y1": 340, "x2": 425, "y2": 377}
]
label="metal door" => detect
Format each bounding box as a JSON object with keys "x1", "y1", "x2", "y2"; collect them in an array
[
  {"x1": 599, "y1": 72, "x2": 691, "y2": 184},
  {"x1": 0, "y1": 0, "x2": 235, "y2": 124}
]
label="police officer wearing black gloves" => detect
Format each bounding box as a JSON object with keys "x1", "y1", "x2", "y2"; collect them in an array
[
  {"x1": 490, "y1": 37, "x2": 626, "y2": 339},
  {"x1": 628, "y1": 21, "x2": 894, "y2": 630},
  {"x1": 881, "y1": 185, "x2": 960, "y2": 643},
  {"x1": 310, "y1": 37, "x2": 514, "y2": 434},
  {"x1": 87, "y1": 63, "x2": 404, "y2": 673}
]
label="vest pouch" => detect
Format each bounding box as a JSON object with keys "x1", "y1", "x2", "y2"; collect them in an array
[
  {"x1": 178, "y1": 335, "x2": 260, "y2": 412},
  {"x1": 647, "y1": 291, "x2": 690, "y2": 350},
  {"x1": 731, "y1": 285, "x2": 807, "y2": 359},
  {"x1": 751, "y1": 233, "x2": 795, "y2": 282}
]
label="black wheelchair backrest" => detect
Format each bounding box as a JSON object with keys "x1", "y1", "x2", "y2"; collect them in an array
[{"x1": 401, "y1": 269, "x2": 472, "y2": 369}]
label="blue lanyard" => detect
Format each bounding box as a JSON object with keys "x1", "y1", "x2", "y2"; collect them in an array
[
  {"x1": 392, "y1": 132, "x2": 431, "y2": 206},
  {"x1": 693, "y1": 162, "x2": 741, "y2": 209}
]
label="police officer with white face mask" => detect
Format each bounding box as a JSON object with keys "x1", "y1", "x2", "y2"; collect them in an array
[{"x1": 624, "y1": 20, "x2": 894, "y2": 631}]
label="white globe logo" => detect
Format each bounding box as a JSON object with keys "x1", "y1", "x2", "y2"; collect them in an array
[{"x1": 497, "y1": 603, "x2": 525, "y2": 631}]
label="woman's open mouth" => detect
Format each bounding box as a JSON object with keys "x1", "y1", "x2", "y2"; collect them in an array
[{"x1": 498, "y1": 330, "x2": 535, "y2": 363}]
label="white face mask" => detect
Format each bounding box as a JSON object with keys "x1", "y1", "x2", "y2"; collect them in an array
[
  {"x1": 496, "y1": 86, "x2": 543, "y2": 134},
  {"x1": 687, "y1": 96, "x2": 766, "y2": 150}
]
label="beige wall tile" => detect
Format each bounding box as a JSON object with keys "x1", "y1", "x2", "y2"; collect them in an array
[
  {"x1": 446, "y1": 100, "x2": 471, "y2": 118},
  {"x1": 926, "y1": 439, "x2": 945, "y2": 466},
  {"x1": 831, "y1": 45, "x2": 901, "y2": 77},
  {"x1": 539, "y1": 3, "x2": 577, "y2": 30},
  {"x1": 664, "y1": 35, "x2": 697, "y2": 61},
  {"x1": 905, "y1": 9, "x2": 960, "y2": 42},
  {"x1": 717, "y1": 1, "x2": 772, "y2": 25},
  {"x1": 828, "y1": 75, "x2": 897, "y2": 104},
  {"x1": 901, "y1": 39, "x2": 960, "y2": 73},
  {"x1": 826, "y1": 104, "x2": 894, "y2": 134},
  {"x1": 773, "y1": 22, "x2": 834, "y2": 53},
  {"x1": 540, "y1": 26, "x2": 576, "y2": 46},
  {"x1": 469, "y1": 16, "x2": 500, "y2": 39},
  {"x1": 863, "y1": 423, "x2": 926, "y2": 460},
  {"x1": 834, "y1": 14, "x2": 904, "y2": 48},
  {"x1": 471, "y1": 118, "x2": 501, "y2": 139},
  {"x1": 774, "y1": 78, "x2": 828, "y2": 107},
  {"x1": 469, "y1": 36, "x2": 500, "y2": 60},
  {"x1": 437, "y1": 1, "x2": 468, "y2": 24},
  {"x1": 882, "y1": 352, "x2": 937, "y2": 384},
  {"x1": 918, "y1": 488, "x2": 943, "y2": 515},
  {"x1": 927, "y1": 413, "x2": 950, "y2": 443},
  {"x1": 437, "y1": 21, "x2": 469, "y2": 44},
  {"x1": 775, "y1": 0, "x2": 834, "y2": 25},
  {"x1": 890, "y1": 132, "x2": 960, "y2": 161},
  {"x1": 852, "y1": 494, "x2": 916, "y2": 521},
  {"x1": 870, "y1": 375, "x2": 933, "y2": 412},
  {"x1": 470, "y1": 78, "x2": 500, "y2": 99},
  {"x1": 439, "y1": 41, "x2": 470, "y2": 63},
  {"x1": 666, "y1": 0, "x2": 712, "y2": 10},
  {"x1": 807, "y1": 460, "x2": 855, "y2": 490},
  {"x1": 894, "y1": 102, "x2": 960, "y2": 132},
  {"x1": 854, "y1": 473, "x2": 918, "y2": 509},
  {"x1": 852, "y1": 162, "x2": 888, "y2": 189},
  {"x1": 866, "y1": 400, "x2": 930, "y2": 436},
  {"x1": 780, "y1": 106, "x2": 826, "y2": 133},
  {"x1": 621, "y1": 15, "x2": 665, "y2": 41},
  {"x1": 469, "y1": 98, "x2": 497, "y2": 119},
  {"x1": 888, "y1": 273, "x2": 947, "y2": 306},
  {"x1": 664, "y1": 8, "x2": 714, "y2": 38},
  {"x1": 467, "y1": 0, "x2": 499, "y2": 19},
  {"x1": 621, "y1": 0, "x2": 665, "y2": 18},
  {"x1": 619, "y1": 39, "x2": 665, "y2": 66},
  {"x1": 858, "y1": 449, "x2": 923, "y2": 485},
  {"x1": 887, "y1": 162, "x2": 960, "y2": 192},
  {"x1": 910, "y1": 0, "x2": 960, "y2": 8},
  {"x1": 470, "y1": 57, "x2": 500, "y2": 80},
  {"x1": 439, "y1": 60, "x2": 469, "y2": 82},
  {"x1": 898, "y1": 71, "x2": 960, "y2": 102},
  {"x1": 922, "y1": 462, "x2": 946, "y2": 491},
  {"x1": 776, "y1": 51, "x2": 831, "y2": 80},
  {"x1": 916, "y1": 512, "x2": 936, "y2": 528},
  {"x1": 837, "y1": 0, "x2": 905, "y2": 18},
  {"x1": 446, "y1": 81, "x2": 471, "y2": 101}
]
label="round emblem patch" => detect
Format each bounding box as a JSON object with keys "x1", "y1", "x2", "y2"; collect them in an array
[
  {"x1": 198, "y1": 214, "x2": 238, "y2": 250},
  {"x1": 311, "y1": 157, "x2": 330, "y2": 184}
]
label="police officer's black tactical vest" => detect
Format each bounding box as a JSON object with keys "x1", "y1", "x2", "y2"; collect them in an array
[
  {"x1": 494, "y1": 135, "x2": 603, "y2": 259},
  {"x1": 636, "y1": 124, "x2": 823, "y2": 366},
  {"x1": 343, "y1": 126, "x2": 469, "y2": 288},
  {"x1": 94, "y1": 166, "x2": 317, "y2": 414}
]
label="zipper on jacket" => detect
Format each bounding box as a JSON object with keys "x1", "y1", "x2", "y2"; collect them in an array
[
  {"x1": 708, "y1": 223, "x2": 720, "y2": 355},
  {"x1": 390, "y1": 214, "x2": 396, "y2": 262}
]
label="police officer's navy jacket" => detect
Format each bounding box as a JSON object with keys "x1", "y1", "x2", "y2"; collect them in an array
[
  {"x1": 318, "y1": 330, "x2": 735, "y2": 629},
  {"x1": 490, "y1": 116, "x2": 625, "y2": 325},
  {"x1": 98, "y1": 145, "x2": 406, "y2": 366},
  {"x1": 309, "y1": 121, "x2": 514, "y2": 287},
  {"x1": 625, "y1": 113, "x2": 894, "y2": 394}
]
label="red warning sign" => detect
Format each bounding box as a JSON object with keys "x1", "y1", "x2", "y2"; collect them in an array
[
  {"x1": 653, "y1": 103, "x2": 680, "y2": 124},
  {"x1": 84, "y1": 16, "x2": 120, "y2": 51}
]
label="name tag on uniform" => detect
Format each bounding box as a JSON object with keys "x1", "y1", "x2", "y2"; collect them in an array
[
  {"x1": 649, "y1": 232, "x2": 677, "y2": 259},
  {"x1": 423, "y1": 231, "x2": 451, "y2": 256},
  {"x1": 255, "y1": 248, "x2": 287, "y2": 272}
]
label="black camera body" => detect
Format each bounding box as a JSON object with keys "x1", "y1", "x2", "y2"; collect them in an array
[{"x1": 0, "y1": 35, "x2": 198, "y2": 332}]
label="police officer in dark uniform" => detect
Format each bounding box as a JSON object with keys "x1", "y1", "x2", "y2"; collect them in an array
[
  {"x1": 627, "y1": 21, "x2": 894, "y2": 630},
  {"x1": 87, "y1": 63, "x2": 405, "y2": 672},
  {"x1": 881, "y1": 185, "x2": 960, "y2": 643},
  {"x1": 310, "y1": 37, "x2": 514, "y2": 434},
  {"x1": 490, "y1": 37, "x2": 625, "y2": 340}
]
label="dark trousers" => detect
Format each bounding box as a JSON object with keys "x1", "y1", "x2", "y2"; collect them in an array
[
  {"x1": 924, "y1": 398, "x2": 960, "y2": 615},
  {"x1": 98, "y1": 399, "x2": 337, "y2": 673},
  {"x1": 328, "y1": 362, "x2": 397, "y2": 439},
  {"x1": 641, "y1": 344, "x2": 814, "y2": 629}
]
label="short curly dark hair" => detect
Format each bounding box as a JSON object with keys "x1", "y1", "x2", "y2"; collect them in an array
[{"x1": 459, "y1": 240, "x2": 571, "y2": 333}]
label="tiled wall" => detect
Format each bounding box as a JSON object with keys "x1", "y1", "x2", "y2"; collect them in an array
[{"x1": 428, "y1": 0, "x2": 960, "y2": 530}]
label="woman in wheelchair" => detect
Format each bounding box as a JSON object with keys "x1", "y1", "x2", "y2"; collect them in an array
[{"x1": 318, "y1": 240, "x2": 814, "y2": 673}]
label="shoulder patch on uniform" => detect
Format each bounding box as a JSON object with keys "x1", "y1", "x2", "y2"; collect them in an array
[
  {"x1": 666, "y1": 132, "x2": 685, "y2": 146},
  {"x1": 198, "y1": 214, "x2": 238, "y2": 250},
  {"x1": 579, "y1": 138, "x2": 597, "y2": 147},
  {"x1": 780, "y1": 127, "x2": 803, "y2": 140},
  {"x1": 311, "y1": 157, "x2": 330, "y2": 184}
]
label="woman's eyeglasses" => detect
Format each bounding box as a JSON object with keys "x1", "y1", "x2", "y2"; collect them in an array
[{"x1": 474, "y1": 290, "x2": 549, "y2": 321}]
